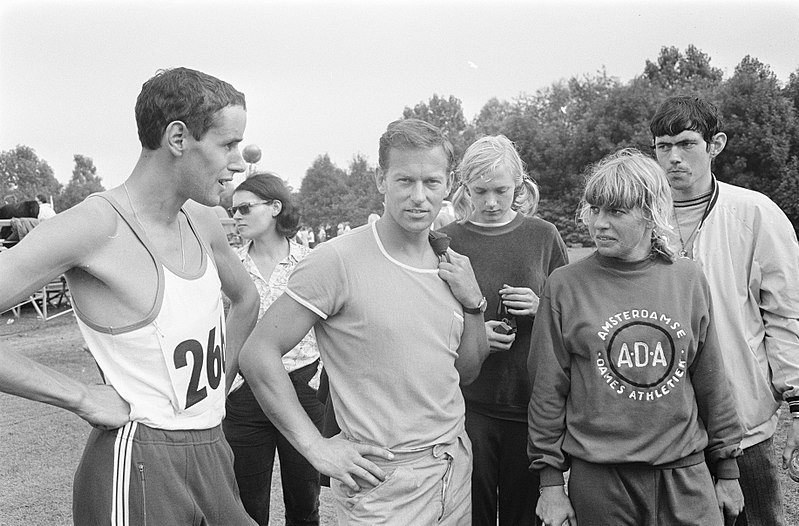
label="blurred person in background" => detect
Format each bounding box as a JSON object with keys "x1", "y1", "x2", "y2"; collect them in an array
[{"x1": 36, "y1": 194, "x2": 56, "y2": 219}]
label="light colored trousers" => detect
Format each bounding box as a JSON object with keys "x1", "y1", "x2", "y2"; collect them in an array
[{"x1": 330, "y1": 433, "x2": 472, "y2": 525}]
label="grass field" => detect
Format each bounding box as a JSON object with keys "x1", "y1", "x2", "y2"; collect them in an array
[{"x1": 1, "y1": 247, "x2": 797, "y2": 524}]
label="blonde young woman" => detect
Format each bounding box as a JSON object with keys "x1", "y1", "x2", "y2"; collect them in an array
[
  {"x1": 441, "y1": 135, "x2": 568, "y2": 526},
  {"x1": 223, "y1": 173, "x2": 323, "y2": 526},
  {"x1": 528, "y1": 149, "x2": 743, "y2": 526}
]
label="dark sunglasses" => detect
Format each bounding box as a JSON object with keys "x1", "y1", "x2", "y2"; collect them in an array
[{"x1": 228, "y1": 200, "x2": 273, "y2": 216}]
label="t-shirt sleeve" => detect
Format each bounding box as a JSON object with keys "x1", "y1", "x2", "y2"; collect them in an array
[{"x1": 285, "y1": 241, "x2": 348, "y2": 319}]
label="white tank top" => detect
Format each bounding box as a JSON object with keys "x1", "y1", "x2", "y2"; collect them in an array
[{"x1": 73, "y1": 195, "x2": 227, "y2": 430}]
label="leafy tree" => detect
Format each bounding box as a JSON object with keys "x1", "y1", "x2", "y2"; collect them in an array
[
  {"x1": 644, "y1": 44, "x2": 722, "y2": 92},
  {"x1": 531, "y1": 89, "x2": 582, "y2": 196},
  {"x1": 473, "y1": 98, "x2": 513, "y2": 137},
  {"x1": 559, "y1": 71, "x2": 632, "y2": 182},
  {"x1": 508, "y1": 72, "x2": 623, "y2": 201},
  {"x1": 294, "y1": 45, "x2": 799, "y2": 241},
  {"x1": 783, "y1": 68, "x2": 799, "y2": 160},
  {"x1": 716, "y1": 56, "x2": 796, "y2": 196},
  {"x1": 59, "y1": 154, "x2": 105, "y2": 211},
  {"x1": 786, "y1": 68, "x2": 799, "y2": 111},
  {"x1": 296, "y1": 154, "x2": 348, "y2": 230},
  {"x1": 341, "y1": 154, "x2": 383, "y2": 226},
  {"x1": 0, "y1": 145, "x2": 62, "y2": 205},
  {"x1": 403, "y1": 94, "x2": 476, "y2": 163},
  {"x1": 493, "y1": 96, "x2": 541, "y2": 181},
  {"x1": 503, "y1": 82, "x2": 575, "y2": 198},
  {"x1": 644, "y1": 46, "x2": 682, "y2": 89},
  {"x1": 773, "y1": 157, "x2": 799, "y2": 233}
]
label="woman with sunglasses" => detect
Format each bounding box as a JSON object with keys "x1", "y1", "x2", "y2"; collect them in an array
[
  {"x1": 223, "y1": 172, "x2": 324, "y2": 526},
  {"x1": 440, "y1": 135, "x2": 568, "y2": 525}
]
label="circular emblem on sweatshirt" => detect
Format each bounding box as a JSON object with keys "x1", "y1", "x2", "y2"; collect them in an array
[{"x1": 606, "y1": 321, "x2": 675, "y2": 388}]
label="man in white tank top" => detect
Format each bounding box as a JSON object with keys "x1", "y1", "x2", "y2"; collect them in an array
[{"x1": 0, "y1": 67, "x2": 259, "y2": 525}]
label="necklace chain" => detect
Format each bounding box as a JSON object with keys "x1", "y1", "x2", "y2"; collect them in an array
[
  {"x1": 123, "y1": 182, "x2": 185, "y2": 271},
  {"x1": 673, "y1": 194, "x2": 712, "y2": 259},
  {"x1": 673, "y1": 210, "x2": 700, "y2": 258}
]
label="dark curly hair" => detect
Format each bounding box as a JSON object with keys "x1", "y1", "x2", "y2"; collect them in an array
[
  {"x1": 649, "y1": 96, "x2": 722, "y2": 146},
  {"x1": 234, "y1": 172, "x2": 300, "y2": 239}
]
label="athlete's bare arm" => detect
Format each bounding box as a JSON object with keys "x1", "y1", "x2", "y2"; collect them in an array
[
  {"x1": 240, "y1": 294, "x2": 394, "y2": 491},
  {"x1": 0, "y1": 199, "x2": 130, "y2": 428},
  {"x1": 184, "y1": 201, "x2": 259, "y2": 393}
]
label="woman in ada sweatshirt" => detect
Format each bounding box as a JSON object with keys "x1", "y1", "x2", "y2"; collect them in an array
[
  {"x1": 528, "y1": 149, "x2": 743, "y2": 526},
  {"x1": 442, "y1": 135, "x2": 568, "y2": 526}
]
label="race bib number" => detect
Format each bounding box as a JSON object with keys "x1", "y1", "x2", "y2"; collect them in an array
[{"x1": 163, "y1": 316, "x2": 226, "y2": 411}]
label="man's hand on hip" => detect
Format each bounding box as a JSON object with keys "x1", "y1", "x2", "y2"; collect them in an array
[{"x1": 306, "y1": 434, "x2": 395, "y2": 491}]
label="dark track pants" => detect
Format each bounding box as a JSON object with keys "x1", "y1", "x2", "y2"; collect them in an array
[
  {"x1": 735, "y1": 436, "x2": 785, "y2": 526},
  {"x1": 224, "y1": 360, "x2": 324, "y2": 526},
  {"x1": 73, "y1": 422, "x2": 255, "y2": 526},
  {"x1": 465, "y1": 409, "x2": 539, "y2": 526},
  {"x1": 568, "y1": 455, "x2": 723, "y2": 526}
]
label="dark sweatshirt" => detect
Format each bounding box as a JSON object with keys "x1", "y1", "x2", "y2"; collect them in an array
[
  {"x1": 442, "y1": 213, "x2": 568, "y2": 421},
  {"x1": 528, "y1": 252, "x2": 742, "y2": 486}
]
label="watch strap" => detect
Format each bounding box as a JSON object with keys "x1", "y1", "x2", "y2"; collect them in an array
[{"x1": 462, "y1": 296, "x2": 487, "y2": 315}]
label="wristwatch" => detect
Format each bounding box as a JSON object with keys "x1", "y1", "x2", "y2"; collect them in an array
[{"x1": 462, "y1": 296, "x2": 488, "y2": 315}]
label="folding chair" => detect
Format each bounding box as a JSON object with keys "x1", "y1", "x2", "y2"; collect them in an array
[
  {"x1": 40, "y1": 276, "x2": 73, "y2": 321},
  {"x1": 2, "y1": 276, "x2": 73, "y2": 321},
  {"x1": 4, "y1": 293, "x2": 44, "y2": 319}
]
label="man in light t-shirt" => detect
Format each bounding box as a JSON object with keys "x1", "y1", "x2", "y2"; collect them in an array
[{"x1": 240, "y1": 118, "x2": 490, "y2": 525}]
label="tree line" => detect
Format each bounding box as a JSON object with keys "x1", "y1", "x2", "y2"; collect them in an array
[
  {"x1": 297, "y1": 45, "x2": 799, "y2": 245},
  {"x1": 4, "y1": 45, "x2": 798, "y2": 244},
  {"x1": 0, "y1": 147, "x2": 104, "y2": 211}
]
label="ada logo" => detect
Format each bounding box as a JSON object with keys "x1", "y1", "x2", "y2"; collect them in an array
[{"x1": 606, "y1": 321, "x2": 675, "y2": 388}]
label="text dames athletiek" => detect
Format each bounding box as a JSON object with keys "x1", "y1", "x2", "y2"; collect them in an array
[{"x1": 596, "y1": 309, "x2": 688, "y2": 401}]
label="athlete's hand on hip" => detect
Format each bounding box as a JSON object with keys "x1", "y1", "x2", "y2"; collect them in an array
[
  {"x1": 485, "y1": 320, "x2": 515, "y2": 352},
  {"x1": 79, "y1": 384, "x2": 131, "y2": 430},
  {"x1": 437, "y1": 249, "x2": 482, "y2": 308},
  {"x1": 500, "y1": 284, "x2": 539, "y2": 316},
  {"x1": 537, "y1": 485, "x2": 577, "y2": 526},
  {"x1": 307, "y1": 435, "x2": 394, "y2": 492}
]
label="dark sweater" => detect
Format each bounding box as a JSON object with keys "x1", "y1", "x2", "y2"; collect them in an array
[{"x1": 442, "y1": 213, "x2": 568, "y2": 421}]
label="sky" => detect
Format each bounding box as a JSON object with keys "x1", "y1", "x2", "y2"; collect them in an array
[{"x1": 2, "y1": 0, "x2": 798, "y2": 194}]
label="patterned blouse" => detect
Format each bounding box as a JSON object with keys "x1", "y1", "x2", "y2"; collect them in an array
[{"x1": 237, "y1": 239, "x2": 320, "y2": 373}]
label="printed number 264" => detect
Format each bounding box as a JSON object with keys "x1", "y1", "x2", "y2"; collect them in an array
[{"x1": 173, "y1": 326, "x2": 226, "y2": 409}]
